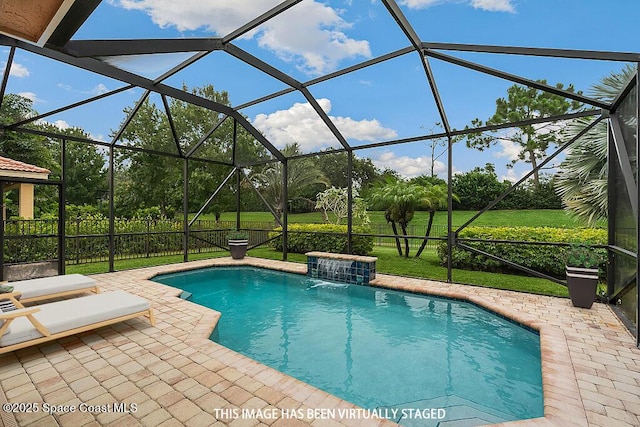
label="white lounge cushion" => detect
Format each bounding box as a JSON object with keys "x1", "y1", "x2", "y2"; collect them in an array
[
  {"x1": 0, "y1": 291, "x2": 150, "y2": 347},
  {"x1": 10, "y1": 274, "x2": 96, "y2": 300}
]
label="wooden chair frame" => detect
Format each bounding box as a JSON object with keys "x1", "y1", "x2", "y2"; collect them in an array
[
  {"x1": 19, "y1": 284, "x2": 100, "y2": 304},
  {"x1": 0, "y1": 292, "x2": 155, "y2": 354}
]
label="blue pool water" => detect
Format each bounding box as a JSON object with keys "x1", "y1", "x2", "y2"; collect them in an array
[{"x1": 154, "y1": 267, "x2": 543, "y2": 425}]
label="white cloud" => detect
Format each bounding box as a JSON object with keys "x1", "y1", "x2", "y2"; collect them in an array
[
  {"x1": 252, "y1": 98, "x2": 397, "y2": 152},
  {"x1": 2, "y1": 62, "x2": 30, "y2": 77},
  {"x1": 89, "y1": 84, "x2": 109, "y2": 95},
  {"x1": 58, "y1": 82, "x2": 109, "y2": 95},
  {"x1": 400, "y1": 0, "x2": 515, "y2": 12},
  {"x1": 500, "y1": 169, "x2": 529, "y2": 184},
  {"x1": 111, "y1": 0, "x2": 371, "y2": 75},
  {"x1": 9, "y1": 62, "x2": 30, "y2": 77},
  {"x1": 493, "y1": 119, "x2": 567, "y2": 161},
  {"x1": 494, "y1": 139, "x2": 520, "y2": 161},
  {"x1": 53, "y1": 120, "x2": 70, "y2": 130},
  {"x1": 17, "y1": 92, "x2": 42, "y2": 103},
  {"x1": 400, "y1": 0, "x2": 440, "y2": 8},
  {"x1": 371, "y1": 151, "x2": 446, "y2": 178},
  {"x1": 89, "y1": 133, "x2": 106, "y2": 142},
  {"x1": 471, "y1": 0, "x2": 515, "y2": 12}
]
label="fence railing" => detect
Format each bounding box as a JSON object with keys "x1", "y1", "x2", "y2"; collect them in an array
[{"x1": 2, "y1": 218, "x2": 445, "y2": 266}]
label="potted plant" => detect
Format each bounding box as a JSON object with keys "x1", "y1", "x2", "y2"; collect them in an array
[
  {"x1": 565, "y1": 244, "x2": 601, "y2": 308},
  {"x1": 228, "y1": 230, "x2": 249, "y2": 260}
]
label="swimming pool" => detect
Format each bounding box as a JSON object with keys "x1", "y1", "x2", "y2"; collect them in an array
[{"x1": 154, "y1": 266, "x2": 543, "y2": 425}]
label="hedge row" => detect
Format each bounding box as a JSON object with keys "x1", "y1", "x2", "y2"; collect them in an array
[
  {"x1": 437, "y1": 226, "x2": 607, "y2": 278},
  {"x1": 270, "y1": 224, "x2": 374, "y2": 255},
  {"x1": 4, "y1": 218, "x2": 228, "y2": 264}
]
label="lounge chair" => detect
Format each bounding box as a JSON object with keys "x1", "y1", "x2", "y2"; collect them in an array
[
  {"x1": 6, "y1": 274, "x2": 99, "y2": 303},
  {"x1": 0, "y1": 290, "x2": 155, "y2": 354}
]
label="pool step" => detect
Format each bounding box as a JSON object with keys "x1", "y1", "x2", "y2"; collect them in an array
[
  {"x1": 179, "y1": 291, "x2": 192, "y2": 300},
  {"x1": 380, "y1": 395, "x2": 514, "y2": 427}
]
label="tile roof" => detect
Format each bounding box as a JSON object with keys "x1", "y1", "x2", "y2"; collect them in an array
[{"x1": 0, "y1": 156, "x2": 50, "y2": 174}]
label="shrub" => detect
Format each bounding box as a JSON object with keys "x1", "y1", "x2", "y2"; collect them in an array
[
  {"x1": 565, "y1": 244, "x2": 605, "y2": 269},
  {"x1": 65, "y1": 204, "x2": 102, "y2": 219},
  {"x1": 437, "y1": 226, "x2": 607, "y2": 278},
  {"x1": 133, "y1": 206, "x2": 163, "y2": 220},
  {"x1": 270, "y1": 223, "x2": 373, "y2": 255}
]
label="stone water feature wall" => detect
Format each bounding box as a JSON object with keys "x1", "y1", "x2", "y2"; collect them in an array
[{"x1": 305, "y1": 251, "x2": 377, "y2": 285}]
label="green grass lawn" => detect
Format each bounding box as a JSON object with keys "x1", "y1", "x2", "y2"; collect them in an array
[
  {"x1": 204, "y1": 209, "x2": 600, "y2": 229},
  {"x1": 66, "y1": 245, "x2": 569, "y2": 298},
  {"x1": 66, "y1": 251, "x2": 228, "y2": 275},
  {"x1": 66, "y1": 208, "x2": 587, "y2": 297},
  {"x1": 70, "y1": 209, "x2": 582, "y2": 297},
  {"x1": 247, "y1": 246, "x2": 569, "y2": 298}
]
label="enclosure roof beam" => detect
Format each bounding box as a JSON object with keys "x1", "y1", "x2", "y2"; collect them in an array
[
  {"x1": 4, "y1": 36, "x2": 236, "y2": 114},
  {"x1": 224, "y1": 44, "x2": 351, "y2": 151},
  {"x1": 0, "y1": 46, "x2": 15, "y2": 111},
  {"x1": 287, "y1": 147, "x2": 348, "y2": 162},
  {"x1": 62, "y1": 38, "x2": 225, "y2": 57},
  {"x1": 234, "y1": 46, "x2": 414, "y2": 110},
  {"x1": 450, "y1": 109, "x2": 602, "y2": 138},
  {"x1": 153, "y1": 51, "x2": 211, "y2": 85},
  {"x1": 423, "y1": 42, "x2": 640, "y2": 62},
  {"x1": 235, "y1": 156, "x2": 282, "y2": 169},
  {"x1": 306, "y1": 46, "x2": 415, "y2": 86},
  {"x1": 289, "y1": 109, "x2": 600, "y2": 153},
  {"x1": 111, "y1": 90, "x2": 151, "y2": 146},
  {"x1": 186, "y1": 115, "x2": 229, "y2": 158},
  {"x1": 380, "y1": 0, "x2": 452, "y2": 134},
  {"x1": 162, "y1": 94, "x2": 183, "y2": 157},
  {"x1": 189, "y1": 167, "x2": 237, "y2": 226},
  {"x1": 6, "y1": 84, "x2": 135, "y2": 130},
  {"x1": 610, "y1": 113, "x2": 639, "y2": 221},
  {"x1": 11, "y1": 125, "x2": 231, "y2": 166},
  {"x1": 231, "y1": 113, "x2": 285, "y2": 162},
  {"x1": 26, "y1": 42, "x2": 287, "y2": 161},
  {"x1": 224, "y1": 44, "x2": 302, "y2": 90},
  {"x1": 46, "y1": 0, "x2": 102, "y2": 48},
  {"x1": 222, "y1": 0, "x2": 304, "y2": 44},
  {"x1": 419, "y1": 54, "x2": 452, "y2": 135},
  {"x1": 352, "y1": 109, "x2": 601, "y2": 152},
  {"x1": 380, "y1": 0, "x2": 421, "y2": 51},
  {"x1": 610, "y1": 71, "x2": 638, "y2": 113},
  {"x1": 424, "y1": 48, "x2": 610, "y2": 110},
  {"x1": 239, "y1": 168, "x2": 283, "y2": 227},
  {"x1": 456, "y1": 115, "x2": 605, "y2": 233},
  {"x1": 235, "y1": 88, "x2": 296, "y2": 111},
  {"x1": 3, "y1": 36, "x2": 287, "y2": 161},
  {"x1": 300, "y1": 87, "x2": 352, "y2": 150}
]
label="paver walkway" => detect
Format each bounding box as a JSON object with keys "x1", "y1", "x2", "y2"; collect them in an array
[{"x1": 1, "y1": 257, "x2": 639, "y2": 427}]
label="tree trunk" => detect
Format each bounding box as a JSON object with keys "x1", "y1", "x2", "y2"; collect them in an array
[
  {"x1": 415, "y1": 211, "x2": 435, "y2": 258},
  {"x1": 274, "y1": 206, "x2": 283, "y2": 228},
  {"x1": 390, "y1": 221, "x2": 402, "y2": 256},
  {"x1": 400, "y1": 223, "x2": 410, "y2": 257},
  {"x1": 528, "y1": 149, "x2": 540, "y2": 187}
]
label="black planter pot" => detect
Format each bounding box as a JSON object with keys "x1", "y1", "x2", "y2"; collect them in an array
[
  {"x1": 566, "y1": 266, "x2": 599, "y2": 309},
  {"x1": 229, "y1": 239, "x2": 248, "y2": 260}
]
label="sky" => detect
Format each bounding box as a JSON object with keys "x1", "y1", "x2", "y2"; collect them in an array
[{"x1": 1, "y1": 0, "x2": 639, "y2": 183}]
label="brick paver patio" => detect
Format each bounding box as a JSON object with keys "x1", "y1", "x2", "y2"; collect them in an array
[{"x1": 1, "y1": 257, "x2": 639, "y2": 426}]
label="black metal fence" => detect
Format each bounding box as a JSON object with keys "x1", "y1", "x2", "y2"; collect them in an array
[
  {"x1": 369, "y1": 223, "x2": 447, "y2": 250},
  {"x1": 3, "y1": 218, "x2": 445, "y2": 267}
]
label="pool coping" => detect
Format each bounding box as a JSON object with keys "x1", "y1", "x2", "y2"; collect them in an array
[{"x1": 144, "y1": 257, "x2": 587, "y2": 427}]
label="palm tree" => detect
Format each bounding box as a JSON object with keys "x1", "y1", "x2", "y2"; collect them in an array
[
  {"x1": 368, "y1": 178, "x2": 422, "y2": 257},
  {"x1": 555, "y1": 65, "x2": 636, "y2": 225},
  {"x1": 415, "y1": 183, "x2": 455, "y2": 258},
  {"x1": 251, "y1": 143, "x2": 329, "y2": 221}
]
